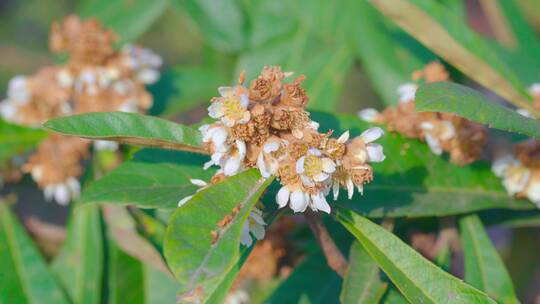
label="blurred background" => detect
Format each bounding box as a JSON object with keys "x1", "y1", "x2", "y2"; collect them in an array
[{"x1": 1, "y1": 0, "x2": 540, "y2": 302}]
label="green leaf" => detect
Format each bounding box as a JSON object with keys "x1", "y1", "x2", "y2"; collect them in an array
[
  {"x1": 480, "y1": 209, "x2": 540, "y2": 228},
  {"x1": 164, "y1": 169, "x2": 273, "y2": 303},
  {"x1": 368, "y1": 0, "x2": 534, "y2": 113},
  {"x1": 0, "y1": 120, "x2": 47, "y2": 168},
  {"x1": 51, "y1": 205, "x2": 103, "y2": 304},
  {"x1": 459, "y1": 214, "x2": 519, "y2": 303},
  {"x1": 416, "y1": 82, "x2": 540, "y2": 139},
  {"x1": 173, "y1": 0, "x2": 246, "y2": 53},
  {"x1": 81, "y1": 149, "x2": 214, "y2": 209},
  {"x1": 265, "y1": 251, "x2": 342, "y2": 304},
  {"x1": 336, "y1": 209, "x2": 497, "y2": 303},
  {"x1": 44, "y1": 112, "x2": 205, "y2": 154},
  {"x1": 340, "y1": 241, "x2": 387, "y2": 304},
  {"x1": 381, "y1": 287, "x2": 408, "y2": 304},
  {"x1": 79, "y1": 0, "x2": 169, "y2": 44},
  {"x1": 0, "y1": 203, "x2": 68, "y2": 304},
  {"x1": 310, "y1": 112, "x2": 534, "y2": 218}
]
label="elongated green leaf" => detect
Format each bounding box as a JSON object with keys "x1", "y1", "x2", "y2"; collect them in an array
[
  {"x1": 164, "y1": 169, "x2": 273, "y2": 303},
  {"x1": 381, "y1": 287, "x2": 408, "y2": 304},
  {"x1": 44, "y1": 112, "x2": 205, "y2": 154},
  {"x1": 416, "y1": 82, "x2": 540, "y2": 139},
  {"x1": 340, "y1": 242, "x2": 387, "y2": 304},
  {"x1": 336, "y1": 209, "x2": 497, "y2": 303},
  {"x1": 0, "y1": 120, "x2": 47, "y2": 168},
  {"x1": 265, "y1": 251, "x2": 342, "y2": 304},
  {"x1": 0, "y1": 203, "x2": 68, "y2": 304},
  {"x1": 459, "y1": 214, "x2": 519, "y2": 303},
  {"x1": 480, "y1": 209, "x2": 540, "y2": 228},
  {"x1": 368, "y1": 0, "x2": 535, "y2": 113},
  {"x1": 309, "y1": 112, "x2": 534, "y2": 218},
  {"x1": 51, "y1": 205, "x2": 103, "y2": 304},
  {"x1": 81, "y1": 149, "x2": 214, "y2": 209},
  {"x1": 79, "y1": 0, "x2": 168, "y2": 44}
]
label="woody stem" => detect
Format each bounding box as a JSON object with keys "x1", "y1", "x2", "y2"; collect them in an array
[{"x1": 304, "y1": 210, "x2": 348, "y2": 277}]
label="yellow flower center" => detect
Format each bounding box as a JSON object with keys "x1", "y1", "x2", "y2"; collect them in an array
[
  {"x1": 304, "y1": 155, "x2": 323, "y2": 177},
  {"x1": 223, "y1": 96, "x2": 245, "y2": 121}
]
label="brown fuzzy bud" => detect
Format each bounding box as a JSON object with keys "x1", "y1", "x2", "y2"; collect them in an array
[{"x1": 279, "y1": 75, "x2": 309, "y2": 108}]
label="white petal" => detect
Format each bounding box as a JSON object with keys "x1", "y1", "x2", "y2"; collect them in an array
[
  {"x1": 424, "y1": 133, "x2": 443, "y2": 155},
  {"x1": 322, "y1": 158, "x2": 336, "y2": 173},
  {"x1": 332, "y1": 182, "x2": 340, "y2": 201},
  {"x1": 313, "y1": 172, "x2": 329, "y2": 182},
  {"x1": 236, "y1": 140, "x2": 246, "y2": 157},
  {"x1": 66, "y1": 177, "x2": 80, "y2": 199},
  {"x1": 290, "y1": 190, "x2": 308, "y2": 213},
  {"x1": 517, "y1": 109, "x2": 533, "y2": 118},
  {"x1": 366, "y1": 143, "x2": 386, "y2": 162},
  {"x1": 309, "y1": 121, "x2": 320, "y2": 130},
  {"x1": 397, "y1": 83, "x2": 417, "y2": 103},
  {"x1": 296, "y1": 156, "x2": 305, "y2": 174},
  {"x1": 357, "y1": 108, "x2": 380, "y2": 122},
  {"x1": 218, "y1": 86, "x2": 234, "y2": 97},
  {"x1": 240, "y1": 224, "x2": 253, "y2": 247},
  {"x1": 224, "y1": 156, "x2": 242, "y2": 176},
  {"x1": 257, "y1": 154, "x2": 271, "y2": 178},
  {"x1": 301, "y1": 174, "x2": 315, "y2": 187},
  {"x1": 178, "y1": 195, "x2": 193, "y2": 207},
  {"x1": 311, "y1": 193, "x2": 331, "y2": 214},
  {"x1": 528, "y1": 83, "x2": 540, "y2": 96},
  {"x1": 347, "y1": 178, "x2": 354, "y2": 199},
  {"x1": 440, "y1": 121, "x2": 456, "y2": 140},
  {"x1": 223, "y1": 116, "x2": 235, "y2": 127},
  {"x1": 420, "y1": 122, "x2": 434, "y2": 130},
  {"x1": 250, "y1": 224, "x2": 265, "y2": 240},
  {"x1": 504, "y1": 169, "x2": 530, "y2": 195},
  {"x1": 0, "y1": 102, "x2": 17, "y2": 121},
  {"x1": 54, "y1": 184, "x2": 70, "y2": 205},
  {"x1": 263, "y1": 140, "x2": 280, "y2": 153},
  {"x1": 204, "y1": 160, "x2": 215, "y2": 170},
  {"x1": 276, "y1": 187, "x2": 290, "y2": 208},
  {"x1": 356, "y1": 184, "x2": 364, "y2": 195},
  {"x1": 238, "y1": 111, "x2": 251, "y2": 124},
  {"x1": 208, "y1": 102, "x2": 224, "y2": 118},
  {"x1": 190, "y1": 179, "x2": 207, "y2": 187},
  {"x1": 250, "y1": 211, "x2": 266, "y2": 225},
  {"x1": 492, "y1": 155, "x2": 516, "y2": 177},
  {"x1": 44, "y1": 186, "x2": 54, "y2": 201},
  {"x1": 240, "y1": 94, "x2": 249, "y2": 108},
  {"x1": 360, "y1": 127, "x2": 384, "y2": 143},
  {"x1": 337, "y1": 131, "x2": 350, "y2": 143},
  {"x1": 211, "y1": 127, "x2": 228, "y2": 146},
  {"x1": 308, "y1": 148, "x2": 322, "y2": 156}
]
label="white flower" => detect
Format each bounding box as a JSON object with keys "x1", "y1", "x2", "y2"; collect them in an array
[
  {"x1": 42, "y1": 177, "x2": 81, "y2": 206},
  {"x1": 93, "y1": 140, "x2": 119, "y2": 151},
  {"x1": 275, "y1": 186, "x2": 331, "y2": 213},
  {"x1": 177, "y1": 179, "x2": 208, "y2": 207},
  {"x1": 240, "y1": 207, "x2": 266, "y2": 247},
  {"x1": 0, "y1": 101, "x2": 18, "y2": 123},
  {"x1": 517, "y1": 108, "x2": 533, "y2": 118},
  {"x1": 76, "y1": 69, "x2": 98, "y2": 94},
  {"x1": 57, "y1": 69, "x2": 74, "y2": 88},
  {"x1": 225, "y1": 289, "x2": 249, "y2": 304},
  {"x1": 397, "y1": 83, "x2": 417, "y2": 103},
  {"x1": 419, "y1": 121, "x2": 455, "y2": 156},
  {"x1": 357, "y1": 108, "x2": 380, "y2": 122},
  {"x1": 296, "y1": 148, "x2": 336, "y2": 187},
  {"x1": 257, "y1": 137, "x2": 287, "y2": 178},
  {"x1": 208, "y1": 87, "x2": 251, "y2": 127},
  {"x1": 7, "y1": 76, "x2": 30, "y2": 104},
  {"x1": 492, "y1": 155, "x2": 530, "y2": 196},
  {"x1": 123, "y1": 44, "x2": 162, "y2": 85},
  {"x1": 118, "y1": 100, "x2": 139, "y2": 113},
  {"x1": 528, "y1": 83, "x2": 540, "y2": 97},
  {"x1": 356, "y1": 127, "x2": 386, "y2": 163}
]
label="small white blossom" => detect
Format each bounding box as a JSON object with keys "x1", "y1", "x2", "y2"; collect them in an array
[
  {"x1": 240, "y1": 207, "x2": 266, "y2": 247},
  {"x1": 208, "y1": 87, "x2": 251, "y2": 127},
  {"x1": 93, "y1": 140, "x2": 119, "y2": 151},
  {"x1": 397, "y1": 83, "x2": 417, "y2": 103},
  {"x1": 276, "y1": 186, "x2": 331, "y2": 213},
  {"x1": 357, "y1": 108, "x2": 380, "y2": 122},
  {"x1": 257, "y1": 137, "x2": 287, "y2": 178},
  {"x1": 42, "y1": 177, "x2": 80, "y2": 206},
  {"x1": 492, "y1": 155, "x2": 530, "y2": 196},
  {"x1": 296, "y1": 148, "x2": 336, "y2": 187},
  {"x1": 420, "y1": 121, "x2": 455, "y2": 156},
  {"x1": 123, "y1": 44, "x2": 162, "y2": 85}
]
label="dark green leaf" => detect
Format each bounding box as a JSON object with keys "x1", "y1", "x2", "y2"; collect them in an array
[
  {"x1": 0, "y1": 120, "x2": 47, "y2": 168},
  {"x1": 336, "y1": 209, "x2": 497, "y2": 303},
  {"x1": 0, "y1": 203, "x2": 68, "y2": 304},
  {"x1": 79, "y1": 0, "x2": 168, "y2": 44},
  {"x1": 340, "y1": 241, "x2": 387, "y2": 304},
  {"x1": 459, "y1": 214, "x2": 519, "y2": 303},
  {"x1": 416, "y1": 82, "x2": 540, "y2": 139},
  {"x1": 164, "y1": 169, "x2": 273, "y2": 303},
  {"x1": 44, "y1": 112, "x2": 205, "y2": 154},
  {"x1": 51, "y1": 205, "x2": 103, "y2": 304},
  {"x1": 81, "y1": 149, "x2": 214, "y2": 209},
  {"x1": 480, "y1": 209, "x2": 540, "y2": 228}
]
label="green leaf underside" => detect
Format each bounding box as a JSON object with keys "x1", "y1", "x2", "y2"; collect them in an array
[
  {"x1": 368, "y1": 0, "x2": 531, "y2": 110},
  {"x1": 80, "y1": 149, "x2": 214, "y2": 209},
  {"x1": 265, "y1": 251, "x2": 342, "y2": 304},
  {"x1": 340, "y1": 241, "x2": 387, "y2": 303},
  {"x1": 44, "y1": 112, "x2": 204, "y2": 153},
  {"x1": 336, "y1": 210, "x2": 497, "y2": 303},
  {"x1": 51, "y1": 205, "x2": 103, "y2": 304},
  {"x1": 79, "y1": 0, "x2": 169, "y2": 44},
  {"x1": 416, "y1": 82, "x2": 540, "y2": 139},
  {"x1": 0, "y1": 120, "x2": 47, "y2": 167},
  {"x1": 0, "y1": 203, "x2": 68, "y2": 304},
  {"x1": 459, "y1": 214, "x2": 519, "y2": 303},
  {"x1": 164, "y1": 169, "x2": 273, "y2": 303}
]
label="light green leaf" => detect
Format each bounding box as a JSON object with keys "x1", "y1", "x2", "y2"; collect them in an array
[
  {"x1": 164, "y1": 169, "x2": 273, "y2": 303},
  {"x1": 79, "y1": 0, "x2": 168, "y2": 44},
  {"x1": 459, "y1": 214, "x2": 519, "y2": 303},
  {"x1": 81, "y1": 149, "x2": 214, "y2": 209},
  {"x1": 381, "y1": 287, "x2": 408, "y2": 304},
  {"x1": 368, "y1": 0, "x2": 535, "y2": 113},
  {"x1": 310, "y1": 112, "x2": 534, "y2": 218},
  {"x1": 415, "y1": 82, "x2": 540, "y2": 139},
  {"x1": 336, "y1": 209, "x2": 497, "y2": 303},
  {"x1": 265, "y1": 251, "x2": 342, "y2": 304},
  {"x1": 51, "y1": 205, "x2": 103, "y2": 304},
  {"x1": 44, "y1": 112, "x2": 205, "y2": 154},
  {"x1": 340, "y1": 242, "x2": 387, "y2": 304},
  {"x1": 0, "y1": 203, "x2": 68, "y2": 304},
  {"x1": 0, "y1": 120, "x2": 47, "y2": 168}
]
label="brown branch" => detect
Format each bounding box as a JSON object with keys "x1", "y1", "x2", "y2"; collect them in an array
[{"x1": 304, "y1": 210, "x2": 348, "y2": 277}]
